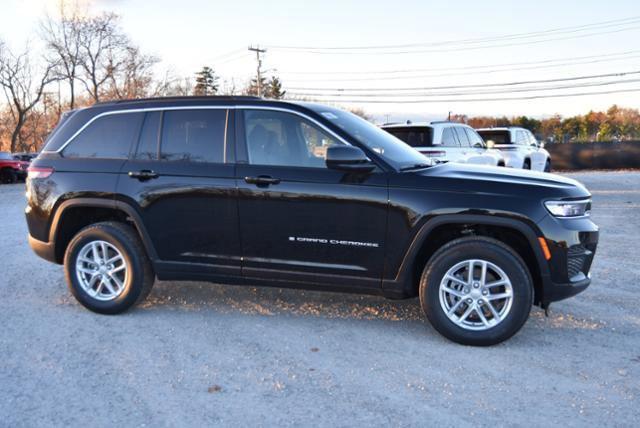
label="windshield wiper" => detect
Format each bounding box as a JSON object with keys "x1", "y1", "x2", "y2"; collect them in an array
[{"x1": 399, "y1": 163, "x2": 432, "y2": 172}]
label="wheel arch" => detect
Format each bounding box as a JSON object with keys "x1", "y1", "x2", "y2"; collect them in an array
[
  {"x1": 49, "y1": 198, "x2": 158, "y2": 264},
  {"x1": 384, "y1": 214, "x2": 549, "y2": 305}
]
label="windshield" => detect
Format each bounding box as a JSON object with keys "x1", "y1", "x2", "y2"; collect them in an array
[
  {"x1": 477, "y1": 130, "x2": 511, "y2": 144},
  {"x1": 384, "y1": 126, "x2": 434, "y2": 147},
  {"x1": 0, "y1": 152, "x2": 13, "y2": 160},
  {"x1": 307, "y1": 106, "x2": 430, "y2": 170}
]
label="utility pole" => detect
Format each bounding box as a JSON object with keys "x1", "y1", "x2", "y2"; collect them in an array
[{"x1": 248, "y1": 45, "x2": 267, "y2": 97}]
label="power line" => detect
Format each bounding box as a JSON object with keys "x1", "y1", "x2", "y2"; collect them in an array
[
  {"x1": 287, "y1": 77, "x2": 640, "y2": 98},
  {"x1": 282, "y1": 53, "x2": 640, "y2": 83},
  {"x1": 279, "y1": 49, "x2": 640, "y2": 75},
  {"x1": 286, "y1": 70, "x2": 640, "y2": 92},
  {"x1": 268, "y1": 25, "x2": 640, "y2": 55},
  {"x1": 269, "y1": 16, "x2": 640, "y2": 51},
  {"x1": 288, "y1": 87, "x2": 640, "y2": 104}
]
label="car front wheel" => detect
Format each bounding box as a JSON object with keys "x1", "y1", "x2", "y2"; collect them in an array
[
  {"x1": 419, "y1": 236, "x2": 533, "y2": 346},
  {"x1": 64, "y1": 221, "x2": 154, "y2": 314}
]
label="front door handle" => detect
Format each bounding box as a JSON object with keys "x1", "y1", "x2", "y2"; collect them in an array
[
  {"x1": 128, "y1": 170, "x2": 159, "y2": 181},
  {"x1": 244, "y1": 175, "x2": 281, "y2": 186}
]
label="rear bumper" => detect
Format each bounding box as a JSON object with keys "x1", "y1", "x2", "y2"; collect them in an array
[{"x1": 28, "y1": 234, "x2": 58, "y2": 264}]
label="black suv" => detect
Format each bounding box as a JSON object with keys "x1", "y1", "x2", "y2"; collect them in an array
[{"x1": 26, "y1": 96, "x2": 598, "y2": 345}]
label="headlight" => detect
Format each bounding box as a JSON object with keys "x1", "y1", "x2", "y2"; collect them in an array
[{"x1": 544, "y1": 199, "x2": 591, "y2": 217}]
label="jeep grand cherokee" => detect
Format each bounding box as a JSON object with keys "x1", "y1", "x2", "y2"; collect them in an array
[{"x1": 25, "y1": 96, "x2": 598, "y2": 346}]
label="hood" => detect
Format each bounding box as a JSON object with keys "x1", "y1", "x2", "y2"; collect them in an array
[{"x1": 399, "y1": 162, "x2": 590, "y2": 200}]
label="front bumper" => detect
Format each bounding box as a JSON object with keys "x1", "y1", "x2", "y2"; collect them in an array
[
  {"x1": 537, "y1": 214, "x2": 599, "y2": 304},
  {"x1": 28, "y1": 234, "x2": 58, "y2": 264}
]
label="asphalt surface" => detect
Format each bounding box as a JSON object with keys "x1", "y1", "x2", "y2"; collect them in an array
[{"x1": 1, "y1": 171, "x2": 639, "y2": 427}]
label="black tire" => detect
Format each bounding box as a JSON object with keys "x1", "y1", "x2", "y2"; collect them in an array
[
  {"x1": 544, "y1": 160, "x2": 551, "y2": 172},
  {"x1": 64, "y1": 221, "x2": 155, "y2": 314},
  {"x1": 1, "y1": 168, "x2": 17, "y2": 184},
  {"x1": 419, "y1": 236, "x2": 533, "y2": 346},
  {"x1": 523, "y1": 159, "x2": 531, "y2": 170}
]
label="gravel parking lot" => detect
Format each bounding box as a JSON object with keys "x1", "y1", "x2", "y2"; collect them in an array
[{"x1": 1, "y1": 171, "x2": 638, "y2": 427}]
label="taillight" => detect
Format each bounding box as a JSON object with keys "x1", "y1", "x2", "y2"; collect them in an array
[
  {"x1": 27, "y1": 166, "x2": 54, "y2": 179},
  {"x1": 420, "y1": 150, "x2": 446, "y2": 157}
]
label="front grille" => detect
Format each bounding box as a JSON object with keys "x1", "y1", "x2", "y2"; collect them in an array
[{"x1": 567, "y1": 244, "x2": 593, "y2": 280}]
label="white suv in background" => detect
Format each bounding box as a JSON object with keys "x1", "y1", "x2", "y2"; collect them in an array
[
  {"x1": 477, "y1": 127, "x2": 551, "y2": 172},
  {"x1": 381, "y1": 121, "x2": 505, "y2": 166}
]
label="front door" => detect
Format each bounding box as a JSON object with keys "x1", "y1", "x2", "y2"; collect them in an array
[
  {"x1": 235, "y1": 108, "x2": 388, "y2": 290},
  {"x1": 117, "y1": 108, "x2": 241, "y2": 277}
]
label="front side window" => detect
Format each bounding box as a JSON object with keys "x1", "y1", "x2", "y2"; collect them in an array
[
  {"x1": 160, "y1": 109, "x2": 227, "y2": 163},
  {"x1": 515, "y1": 131, "x2": 527, "y2": 145},
  {"x1": 465, "y1": 128, "x2": 485, "y2": 147},
  {"x1": 63, "y1": 113, "x2": 143, "y2": 159},
  {"x1": 244, "y1": 110, "x2": 342, "y2": 168},
  {"x1": 305, "y1": 105, "x2": 429, "y2": 170}
]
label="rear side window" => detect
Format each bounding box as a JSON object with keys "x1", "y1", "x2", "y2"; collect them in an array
[
  {"x1": 160, "y1": 109, "x2": 227, "y2": 163},
  {"x1": 62, "y1": 113, "x2": 143, "y2": 159},
  {"x1": 385, "y1": 127, "x2": 433, "y2": 147},
  {"x1": 441, "y1": 127, "x2": 459, "y2": 147},
  {"x1": 454, "y1": 127, "x2": 470, "y2": 147}
]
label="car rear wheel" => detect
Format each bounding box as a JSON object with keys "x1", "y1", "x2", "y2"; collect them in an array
[
  {"x1": 1, "y1": 168, "x2": 17, "y2": 184},
  {"x1": 64, "y1": 221, "x2": 154, "y2": 314},
  {"x1": 523, "y1": 159, "x2": 531, "y2": 170},
  {"x1": 544, "y1": 160, "x2": 551, "y2": 172},
  {"x1": 419, "y1": 236, "x2": 533, "y2": 346}
]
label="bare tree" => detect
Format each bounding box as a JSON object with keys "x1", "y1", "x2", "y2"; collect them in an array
[
  {"x1": 40, "y1": 1, "x2": 83, "y2": 109},
  {"x1": 107, "y1": 45, "x2": 159, "y2": 100},
  {"x1": 78, "y1": 12, "x2": 126, "y2": 102},
  {"x1": 0, "y1": 41, "x2": 59, "y2": 152}
]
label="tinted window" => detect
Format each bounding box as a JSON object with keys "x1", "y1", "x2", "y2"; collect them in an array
[
  {"x1": 441, "y1": 128, "x2": 459, "y2": 147},
  {"x1": 477, "y1": 130, "x2": 511, "y2": 144},
  {"x1": 385, "y1": 127, "x2": 433, "y2": 147},
  {"x1": 454, "y1": 127, "x2": 471, "y2": 147},
  {"x1": 244, "y1": 110, "x2": 342, "y2": 168},
  {"x1": 135, "y1": 112, "x2": 160, "y2": 160},
  {"x1": 161, "y1": 109, "x2": 227, "y2": 163},
  {"x1": 63, "y1": 113, "x2": 143, "y2": 159},
  {"x1": 304, "y1": 105, "x2": 428, "y2": 170},
  {"x1": 465, "y1": 128, "x2": 484, "y2": 147}
]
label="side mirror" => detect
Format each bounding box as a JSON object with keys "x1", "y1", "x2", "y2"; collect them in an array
[
  {"x1": 326, "y1": 145, "x2": 375, "y2": 173},
  {"x1": 473, "y1": 142, "x2": 484, "y2": 149}
]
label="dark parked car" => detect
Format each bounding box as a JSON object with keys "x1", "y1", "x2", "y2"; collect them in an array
[
  {"x1": 0, "y1": 151, "x2": 29, "y2": 183},
  {"x1": 26, "y1": 96, "x2": 598, "y2": 345}
]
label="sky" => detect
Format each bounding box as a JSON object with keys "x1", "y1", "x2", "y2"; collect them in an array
[{"x1": 2, "y1": 0, "x2": 640, "y2": 122}]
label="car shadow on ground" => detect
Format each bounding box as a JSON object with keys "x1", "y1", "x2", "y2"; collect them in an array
[{"x1": 139, "y1": 280, "x2": 426, "y2": 322}]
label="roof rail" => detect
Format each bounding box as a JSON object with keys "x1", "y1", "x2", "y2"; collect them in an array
[{"x1": 93, "y1": 95, "x2": 263, "y2": 106}]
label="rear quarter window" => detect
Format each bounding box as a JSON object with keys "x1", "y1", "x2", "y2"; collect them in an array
[{"x1": 62, "y1": 113, "x2": 144, "y2": 159}]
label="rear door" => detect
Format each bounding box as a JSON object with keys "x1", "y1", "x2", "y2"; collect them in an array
[
  {"x1": 117, "y1": 107, "x2": 241, "y2": 276},
  {"x1": 440, "y1": 127, "x2": 461, "y2": 162},
  {"x1": 235, "y1": 108, "x2": 388, "y2": 289}
]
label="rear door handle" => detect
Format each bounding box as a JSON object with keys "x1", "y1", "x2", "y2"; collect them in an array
[
  {"x1": 244, "y1": 175, "x2": 281, "y2": 186},
  {"x1": 128, "y1": 170, "x2": 159, "y2": 180}
]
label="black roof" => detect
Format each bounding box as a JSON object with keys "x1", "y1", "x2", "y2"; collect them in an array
[{"x1": 94, "y1": 95, "x2": 262, "y2": 106}]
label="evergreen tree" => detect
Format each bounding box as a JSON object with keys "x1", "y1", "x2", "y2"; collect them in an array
[
  {"x1": 264, "y1": 76, "x2": 286, "y2": 99},
  {"x1": 193, "y1": 66, "x2": 219, "y2": 95},
  {"x1": 246, "y1": 76, "x2": 267, "y2": 97}
]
